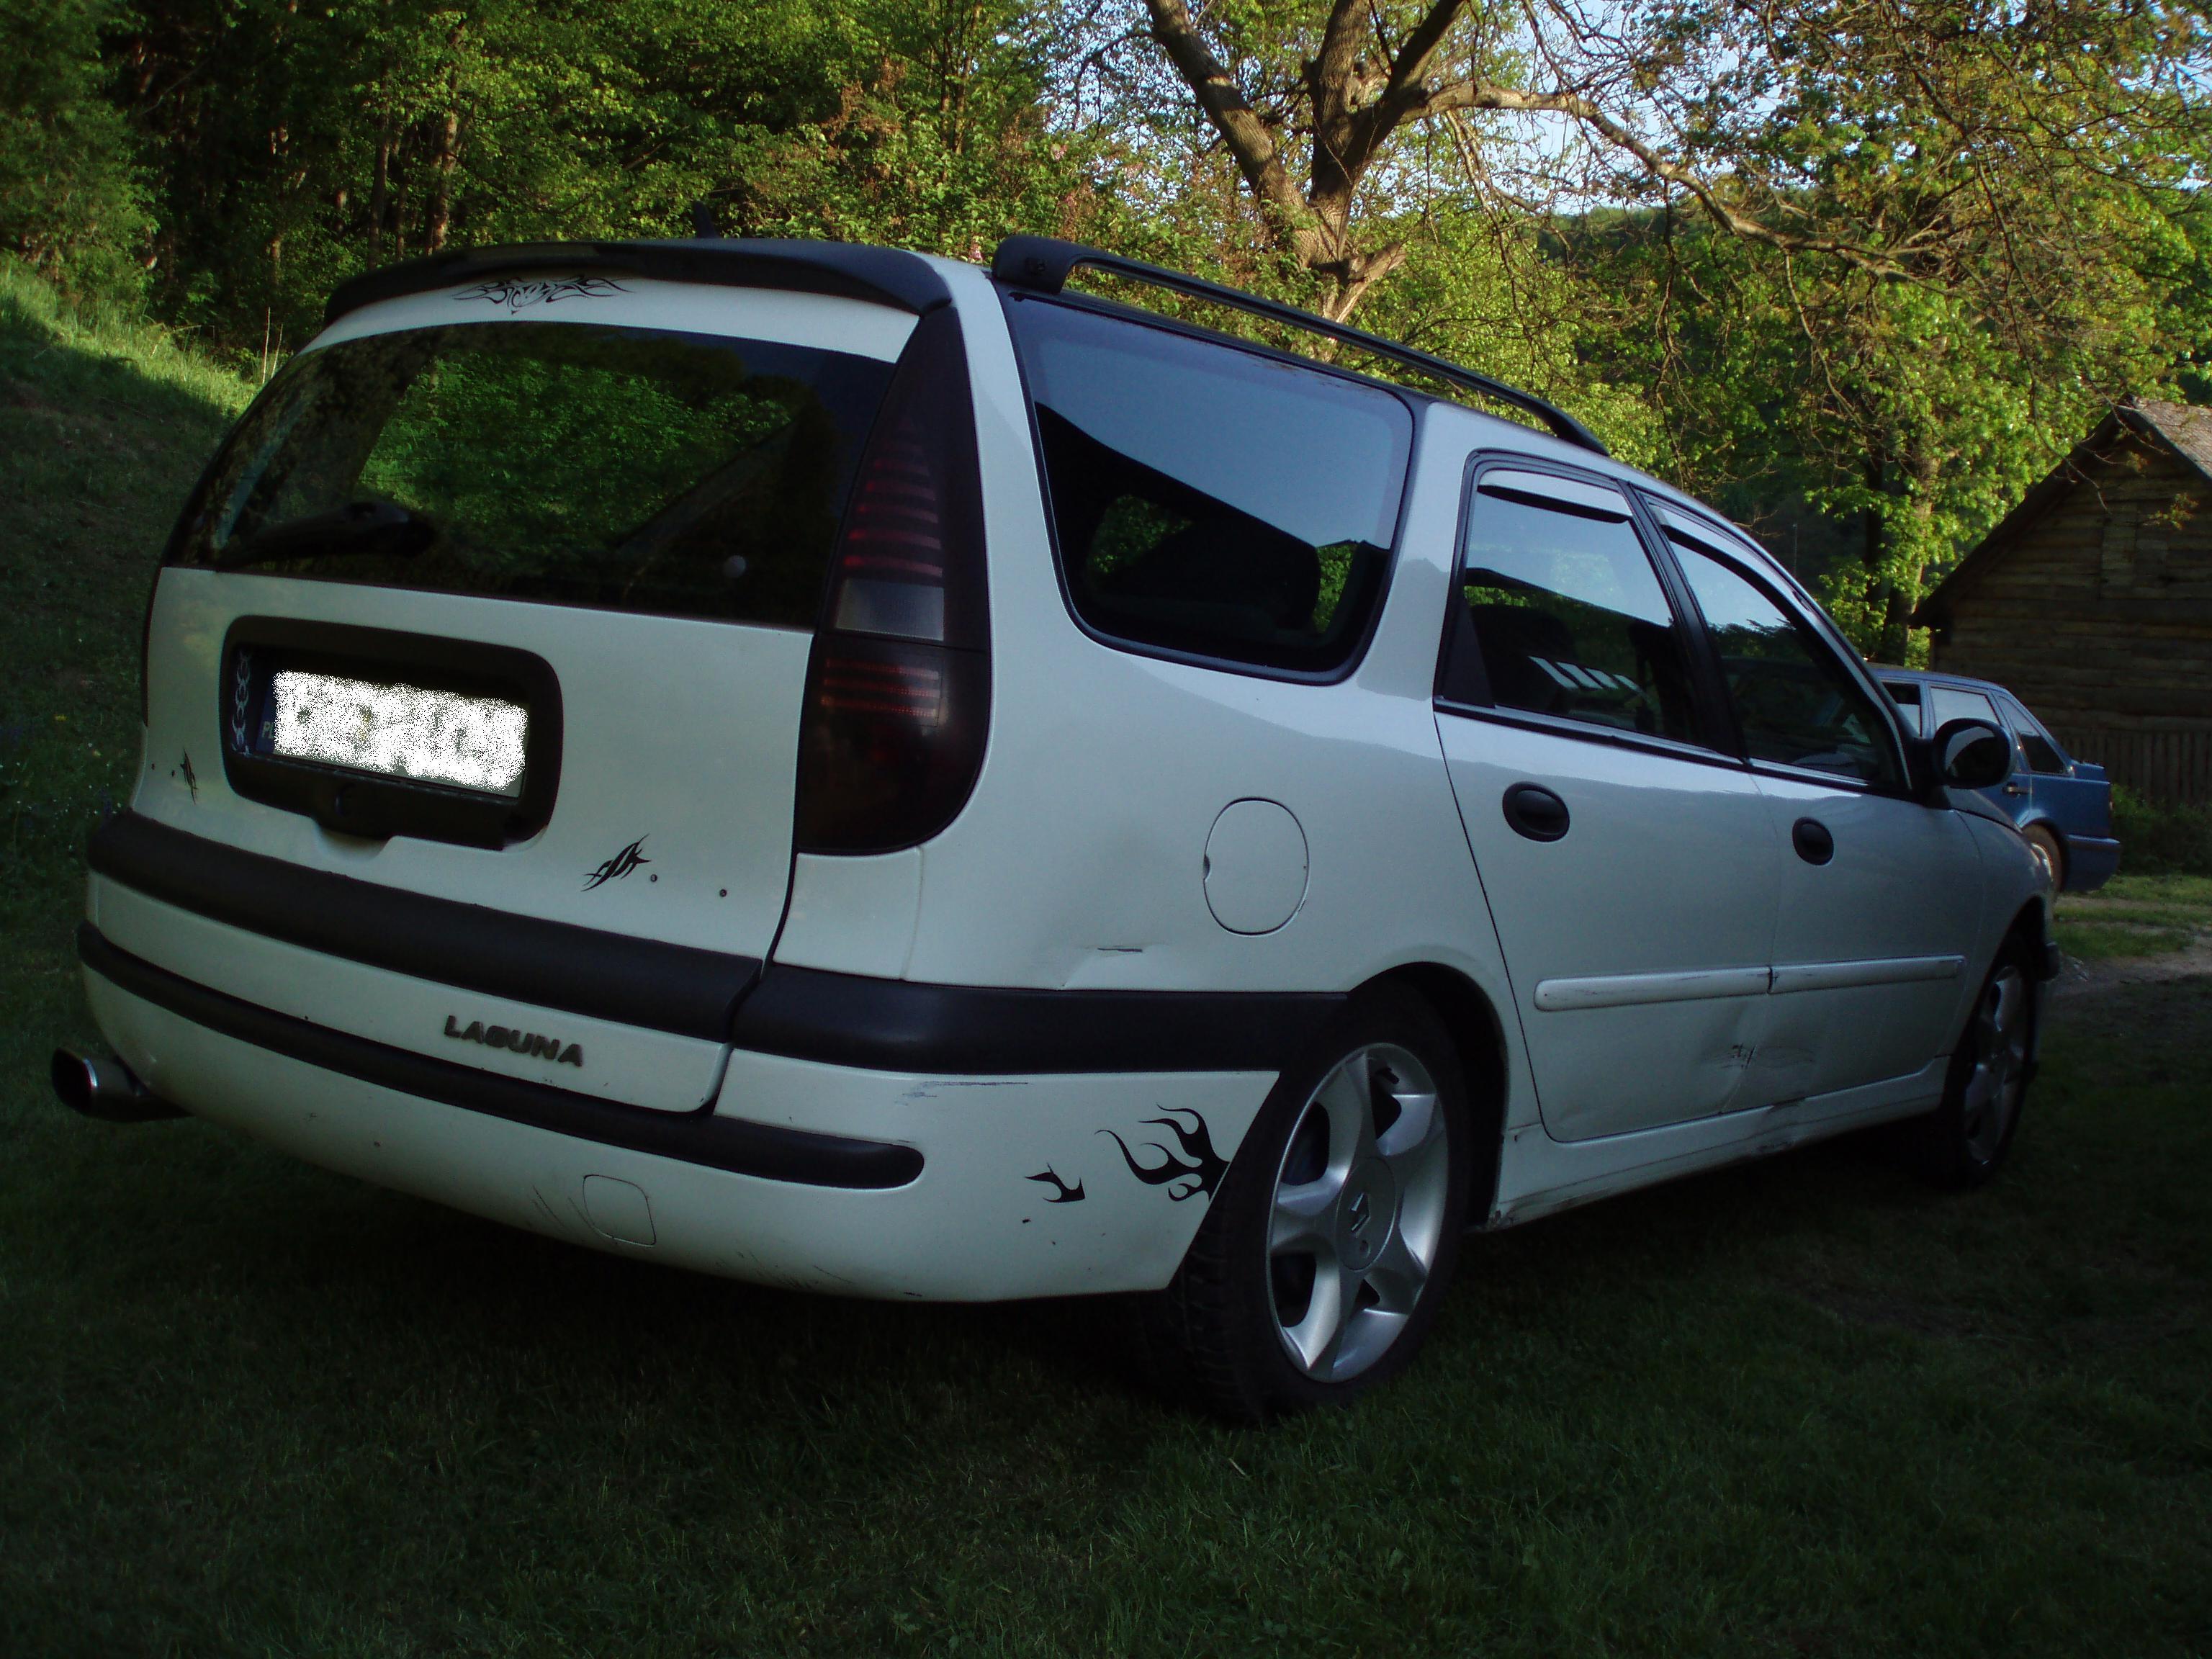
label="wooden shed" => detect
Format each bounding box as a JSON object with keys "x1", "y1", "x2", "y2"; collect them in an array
[{"x1": 1914, "y1": 399, "x2": 2212, "y2": 804}]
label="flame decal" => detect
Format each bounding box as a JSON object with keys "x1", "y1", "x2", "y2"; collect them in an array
[
  {"x1": 1100, "y1": 1107, "x2": 1228, "y2": 1203},
  {"x1": 1025, "y1": 1167, "x2": 1085, "y2": 1204}
]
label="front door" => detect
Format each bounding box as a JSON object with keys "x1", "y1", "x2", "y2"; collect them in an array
[
  {"x1": 1434, "y1": 462, "x2": 1783, "y2": 1143},
  {"x1": 1658, "y1": 526, "x2": 1983, "y2": 1101}
]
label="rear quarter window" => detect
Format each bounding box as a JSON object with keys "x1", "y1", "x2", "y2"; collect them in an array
[{"x1": 1004, "y1": 297, "x2": 1413, "y2": 674}]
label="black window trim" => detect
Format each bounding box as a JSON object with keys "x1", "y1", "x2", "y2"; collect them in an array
[
  {"x1": 1432, "y1": 450, "x2": 1745, "y2": 767},
  {"x1": 1431, "y1": 694, "x2": 1761, "y2": 775},
  {"x1": 996, "y1": 287, "x2": 1416, "y2": 688},
  {"x1": 1647, "y1": 506, "x2": 1915, "y2": 799}
]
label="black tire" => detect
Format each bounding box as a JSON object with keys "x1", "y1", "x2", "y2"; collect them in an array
[
  {"x1": 1899, "y1": 944, "x2": 2038, "y2": 1189},
  {"x1": 1131, "y1": 984, "x2": 1473, "y2": 1422}
]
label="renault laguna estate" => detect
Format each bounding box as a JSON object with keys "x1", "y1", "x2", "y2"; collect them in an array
[{"x1": 58, "y1": 235, "x2": 2052, "y2": 1419}]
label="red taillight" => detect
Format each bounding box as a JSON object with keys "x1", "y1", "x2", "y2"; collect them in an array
[{"x1": 794, "y1": 307, "x2": 989, "y2": 854}]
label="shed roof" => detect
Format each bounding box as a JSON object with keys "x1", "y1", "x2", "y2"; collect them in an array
[
  {"x1": 2131, "y1": 399, "x2": 2212, "y2": 481},
  {"x1": 1913, "y1": 399, "x2": 2212, "y2": 629}
]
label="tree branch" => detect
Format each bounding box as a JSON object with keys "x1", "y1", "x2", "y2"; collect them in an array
[
  {"x1": 1418, "y1": 77, "x2": 1912, "y2": 276},
  {"x1": 1142, "y1": 0, "x2": 1318, "y2": 256}
]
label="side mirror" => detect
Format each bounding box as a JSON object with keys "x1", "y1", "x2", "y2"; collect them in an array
[{"x1": 1930, "y1": 717, "x2": 2012, "y2": 792}]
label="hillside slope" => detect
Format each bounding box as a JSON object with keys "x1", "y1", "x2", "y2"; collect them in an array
[{"x1": 0, "y1": 264, "x2": 250, "y2": 1094}]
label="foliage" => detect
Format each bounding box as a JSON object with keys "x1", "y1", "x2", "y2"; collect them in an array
[
  {"x1": 1069, "y1": 0, "x2": 2212, "y2": 652},
  {"x1": 106, "y1": 0, "x2": 1109, "y2": 349},
  {"x1": 2113, "y1": 784, "x2": 2212, "y2": 876},
  {"x1": 0, "y1": 0, "x2": 150, "y2": 297}
]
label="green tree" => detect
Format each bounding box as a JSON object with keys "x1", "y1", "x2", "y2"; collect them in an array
[
  {"x1": 1076, "y1": 0, "x2": 2211, "y2": 652},
  {"x1": 0, "y1": 0, "x2": 150, "y2": 297}
]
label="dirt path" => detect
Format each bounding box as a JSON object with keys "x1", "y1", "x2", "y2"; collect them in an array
[{"x1": 2049, "y1": 944, "x2": 2212, "y2": 998}]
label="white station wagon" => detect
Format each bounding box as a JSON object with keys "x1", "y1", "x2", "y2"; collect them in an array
[{"x1": 58, "y1": 235, "x2": 2051, "y2": 1419}]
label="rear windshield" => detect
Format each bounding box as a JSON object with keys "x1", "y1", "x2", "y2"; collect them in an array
[
  {"x1": 168, "y1": 320, "x2": 897, "y2": 626},
  {"x1": 1005, "y1": 297, "x2": 1413, "y2": 673}
]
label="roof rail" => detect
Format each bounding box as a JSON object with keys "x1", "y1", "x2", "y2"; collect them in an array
[{"x1": 990, "y1": 235, "x2": 1607, "y2": 456}]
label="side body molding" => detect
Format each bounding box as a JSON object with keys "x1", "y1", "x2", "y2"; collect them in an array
[{"x1": 1534, "y1": 956, "x2": 1966, "y2": 1013}]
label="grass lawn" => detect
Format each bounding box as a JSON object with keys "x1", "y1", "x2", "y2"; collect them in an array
[
  {"x1": 2054, "y1": 876, "x2": 2212, "y2": 962},
  {"x1": 4, "y1": 264, "x2": 2211, "y2": 1657}
]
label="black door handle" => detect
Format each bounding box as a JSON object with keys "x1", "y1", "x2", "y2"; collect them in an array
[
  {"x1": 1502, "y1": 783, "x2": 1570, "y2": 842},
  {"x1": 1792, "y1": 817, "x2": 1835, "y2": 865}
]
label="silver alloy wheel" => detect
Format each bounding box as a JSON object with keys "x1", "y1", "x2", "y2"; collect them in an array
[
  {"x1": 1266, "y1": 1043, "x2": 1452, "y2": 1382},
  {"x1": 1961, "y1": 965, "x2": 2031, "y2": 1165},
  {"x1": 2025, "y1": 827, "x2": 2063, "y2": 894}
]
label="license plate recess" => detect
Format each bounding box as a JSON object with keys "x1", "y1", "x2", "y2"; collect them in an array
[{"x1": 219, "y1": 617, "x2": 563, "y2": 848}]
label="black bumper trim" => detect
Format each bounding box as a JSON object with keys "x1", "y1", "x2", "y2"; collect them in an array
[
  {"x1": 89, "y1": 814, "x2": 1339, "y2": 1077},
  {"x1": 89, "y1": 812, "x2": 757, "y2": 1043},
  {"x1": 78, "y1": 925, "x2": 922, "y2": 1190},
  {"x1": 731, "y1": 964, "x2": 1344, "y2": 1074}
]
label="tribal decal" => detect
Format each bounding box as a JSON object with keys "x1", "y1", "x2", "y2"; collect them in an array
[
  {"x1": 1025, "y1": 1167, "x2": 1086, "y2": 1204},
  {"x1": 454, "y1": 276, "x2": 627, "y2": 312},
  {"x1": 1100, "y1": 1107, "x2": 1228, "y2": 1203},
  {"x1": 583, "y1": 837, "x2": 650, "y2": 891}
]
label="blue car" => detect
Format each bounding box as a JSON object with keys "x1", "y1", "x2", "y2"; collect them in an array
[{"x1": 1876, "y1": 668, "x2": 2120, "y2": 893}]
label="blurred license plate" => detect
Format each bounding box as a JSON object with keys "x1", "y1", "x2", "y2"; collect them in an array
[{"x1": 268, "y1": 670, "x2": 529, "y2": 798}]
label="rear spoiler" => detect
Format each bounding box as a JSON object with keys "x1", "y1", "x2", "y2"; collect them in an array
[{"x1": 325, "y1": 239, "x2": 954, "y2": 326}]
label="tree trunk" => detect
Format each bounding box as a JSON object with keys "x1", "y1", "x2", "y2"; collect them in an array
[
  {"x1": 426, "y1": 110, "x2": 460, "y2": 253},
  {"x1": 371, "y1": 130, "x2": 392, "y2": 266}
]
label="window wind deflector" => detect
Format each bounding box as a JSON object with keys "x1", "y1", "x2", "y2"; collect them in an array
[
  {"x1": 212, "y1": 501, "x2": 436, "y2": 570},
  {"x1": 1654, "y1": 503, "x2": 1753, "y2": 558},
  {"x1": 1476, "y1": 470, "x2": 1630, "y2": 522}
]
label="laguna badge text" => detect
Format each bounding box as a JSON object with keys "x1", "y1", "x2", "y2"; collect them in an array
[{"x1": 445, "y1": 1015, "x2": 583, "y2": 1068}]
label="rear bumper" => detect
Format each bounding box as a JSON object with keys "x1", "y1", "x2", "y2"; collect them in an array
[
  {"x1": 80, "y1": 924, "x2": 916, "y2": 1188},
  {"x1": 80, "y1": 926, "x2": 1277, "y2": 1300},
  {"x1": 2061, "y1": 833, "x2": 2121, "y2": 894}
]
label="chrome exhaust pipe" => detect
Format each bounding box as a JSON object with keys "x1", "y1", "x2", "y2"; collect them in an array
[{"x1": 50, "y1": 1049, "x2": 185, "y2": 1122}]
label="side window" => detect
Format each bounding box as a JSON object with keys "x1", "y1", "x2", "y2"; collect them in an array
[
  {"x1": 1004, "y1": 297, "x2": 1413, "y2": 673},
  {"x1": 2000, "y1": 694, "x2": 2069, "y2": 773},
  {"x1": 1669, "y1": 540, "x2": 1905, "y2": 789},
  {"x1": 1881, "y1": 680, "x2": 1927, "y2": 737},
  {"x1": 1446, "y1": 469, "x2": 1702, "y2": 745},
  {"x1": 1928, "y1": 685, "x2": 2000, "y2": 731}
]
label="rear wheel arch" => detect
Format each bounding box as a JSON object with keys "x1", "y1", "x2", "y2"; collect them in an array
[{"x1": 1362, "y1": 963, "x2": 1508, "y2": 1223}]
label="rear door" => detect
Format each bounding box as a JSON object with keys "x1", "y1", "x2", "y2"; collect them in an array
[
  {"x1": 117, "y1": 277, "x2": 917, "y2": 1110},
  {"x1": 2000, "y1": 691, "x2": 2105, "y2": 838},
  {"x1": 1657, "y1": 520, "x2": 1983, "y2": 1102},
  {"x1": 1434, "y1": 461, "x2": 1782, "y2": 1143}
]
